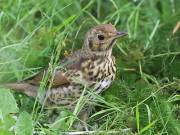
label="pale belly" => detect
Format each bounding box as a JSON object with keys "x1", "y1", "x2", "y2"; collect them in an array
[{"x1": 94, "y1": 77, "x2": 113, "y2": 94}]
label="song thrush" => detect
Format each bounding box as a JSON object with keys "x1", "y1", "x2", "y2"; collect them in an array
[{"x1": 4, "y1": 24, "x2": 127, "y2": 109}]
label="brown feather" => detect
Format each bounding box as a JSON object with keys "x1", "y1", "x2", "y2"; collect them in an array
[
  {"x1": 26, "y1": 70, "x2": 69, "y2": 87},
  {"x1": 4, "y1": 83, "x2": 38, "y2": 97}
]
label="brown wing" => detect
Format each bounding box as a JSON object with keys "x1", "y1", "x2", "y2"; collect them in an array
[
  {"x1": 24, "y1": 49, "x2": 89, "y2": 87},
  {"x1": 26, "y1": 70, "x2": 69, "y2": 87}
]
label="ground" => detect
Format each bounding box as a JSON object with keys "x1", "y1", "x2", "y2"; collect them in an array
[{"x1": 0, "y1": 0, "x2": 180, "y2": 135}]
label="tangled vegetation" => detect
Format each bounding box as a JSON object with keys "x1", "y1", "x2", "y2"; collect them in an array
[{"x1": 0, "y1": 0, "x2": 179, "y2": 134}]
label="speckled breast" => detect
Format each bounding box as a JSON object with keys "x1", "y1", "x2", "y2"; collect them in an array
[{"x1": 85, "y1": 56, "x2": 116, "y2": 94}]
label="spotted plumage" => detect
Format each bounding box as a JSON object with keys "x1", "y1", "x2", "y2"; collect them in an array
[{"x1": 3, "y1": 24, "x2": 127, "y2": 109}]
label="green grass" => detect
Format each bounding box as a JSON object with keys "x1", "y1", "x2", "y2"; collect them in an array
[{"x1": 0, "y1": 0, "x2": 180, "y2": 134}]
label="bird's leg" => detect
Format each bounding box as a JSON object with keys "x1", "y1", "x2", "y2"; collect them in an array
[
  {"x1": 80, "y1": 105, "x2": 93, "y2": 131},
  {"x1": 72, "y1": 105, "x2": 93, "y2": 131},
  {"x1": 81, "y1": 109, "x2": 90, "y2": 131}
]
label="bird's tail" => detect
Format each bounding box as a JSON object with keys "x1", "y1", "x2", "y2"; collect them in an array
[{"x1": 0, "y1": 83, "x2": 38, "y2": 97}]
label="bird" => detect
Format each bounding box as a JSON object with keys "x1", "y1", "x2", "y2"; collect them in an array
[{"x1": 3, "y1": 24, "x2": 127, "y2": 110}]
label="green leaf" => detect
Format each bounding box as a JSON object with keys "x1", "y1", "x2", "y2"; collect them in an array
[
  {"x1": 136, "y1": 103, "x2": 140, "y2": 133},
  {"x1": 168, "y1": 95, "x2": 180, "y2": 102},
  {"x1": 0, "y1": 88, "x2": 18, "y2": 117},
  {"x1": 0, "y1": 129, "x2": 13, "y2": 135},
  {"x1": 0, "y1": 115, "x2": 16, "y2": 131},
  {"x1": 15, "y1": 111, "x2": 33, "y2": 135},
  {"x1": 52, "y1": 15, "x2": 77, "y2": 33},
  {"x1": 139, "y1": 120, "x2": 157, "y2": 134},
  {"x1": 48, "y1": 110, "x2": 70, "y2": 130}
]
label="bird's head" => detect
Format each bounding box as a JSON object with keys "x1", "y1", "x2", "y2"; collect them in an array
[{"x1": 84, "y1": 24, "x2": 127, "y2": 54}]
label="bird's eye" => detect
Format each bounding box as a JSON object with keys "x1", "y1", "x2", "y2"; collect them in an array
[{"x1": 98, "y1": 34, "x2": 105, "y2": 40}]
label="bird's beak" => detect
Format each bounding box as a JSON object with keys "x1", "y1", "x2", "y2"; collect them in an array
[{"x1": 115, "y1": 31, "x2": 128, "y2": 38}]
